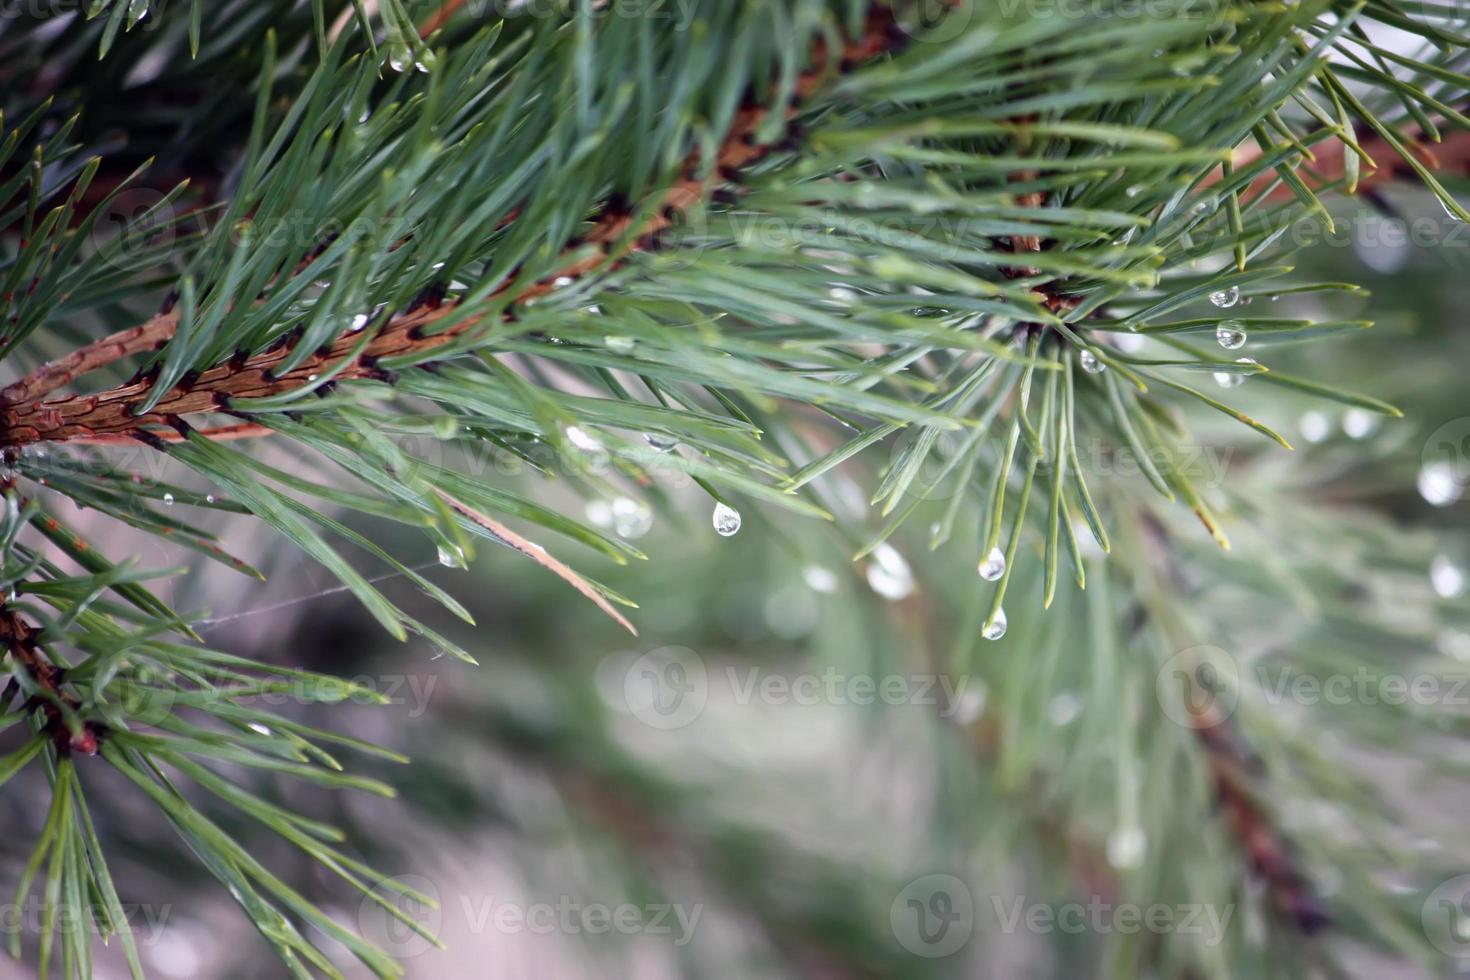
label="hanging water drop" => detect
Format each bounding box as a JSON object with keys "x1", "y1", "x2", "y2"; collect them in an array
[
  {"x1": 949, "y1": 685, "x2": 987, "y2": 725},
  {"x1": 644, "y1": 433, "x2": 677, "y2": 453},
  {"x1": 1441, "y1": 196, "x2": 1465, "y2": 222},
  {"x1": 1107, "y1": 826, "x2": 1148, "y2": 870},
  {"x1": 1079, "y1": 349, "x2": 1106, "y2": 374},
  {"x1": 712, "y1": 502, "x2": 742, "y2": 537},
  {"x1": 1213, "y1": 357, "x2": 1254, "y2": 389},
  {"x1": 1208, "y1": 286, "x2": 1240, "y2": 308},
  {"x1": 1215, "y1": 321, "x2": 1247, "y2": 350},
  {"x1": 1048, "y1": 692, "x2": 1083, "y2": 727},
  {"x1": 437, "y1": 544, "x2": 465, "y2": 568},
  {"x1": 1113, "y1": 331, "x2": 1144, "y2": 354},
  {"x1": 1341, "y1": 408, "x2": 1377, "y2": 440},
  {"x1": 162, "y1": 493, "x2": 175, "y2": 506},
  {"x1": 982, "y1": 607, "x2": 1008, "y2": 640},
  {"x1": 205, "y1": 494, "x2": 217, "y2": 504},
  {"x1": 802, "y1": 565, "x2": 838, "y2": 594},
  {"x1": 1298, "y1": 411, "x2": 1330, "y2": 444},
  {"x1": 584, "y1": 499, "x2": 613, "y2": 528},
  {"x1": 565, "y1": 425, "x2": 599, "y2": 450},
  {"x1": 866, "y1": 543, "x2": 914, "y2": 600},
  {"x1": 977, "y1": 546, "x2": 1006, "y2": 582},
  {"x1": 1431, "y1": 555, "x2": 1466, "y2": 599},
  {"x1": 1419, "y1": 462, "x2": 1462, "y2": 507},
  {"x1": 611, "y1": 497, "x2": 652, "y2": 540}
]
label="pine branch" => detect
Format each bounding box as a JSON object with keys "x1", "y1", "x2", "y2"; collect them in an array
[{"x1": 0, "y1": 4, "x2": 912, "y2": 450}]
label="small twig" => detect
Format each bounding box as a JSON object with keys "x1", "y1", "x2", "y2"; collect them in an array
[{"x1": 0, "y1": 606, "x2": 98, "y2": 757}]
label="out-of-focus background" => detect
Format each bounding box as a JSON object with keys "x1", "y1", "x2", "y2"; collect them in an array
[{"x1": 2, "y1": 184, "x2": 1469, "y2": 980}]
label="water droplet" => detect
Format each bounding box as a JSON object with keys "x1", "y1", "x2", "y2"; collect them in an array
[
  {"x1": 1048, "y1": 692, "x2": 1083, "y2": 727},
  {"x1": 1341, "y1": 408, "x2": 1377, "y2": 440},
  {"x1": 349, "y1": 313, "x2": 369, "y2": 332},
  {"x1": 1215, "y1": 321, "x2": 1247, "y2": 350},
  {"x1": 1113, "y1": 331, "x2": 1144, "y2": 354},
  {"x1": 712, "y1": 503, "x2": 742, "y2": 537},
  {"x1": 437, "y1": 544, "x2": 465, "y2": 568},
  {"x1": 205, "y1": 494, "x2": 216, "y2": 504},
  {"x1": 949, "y1": 685, "x2": 987, "y2": 725},
  {"x1": 387, "y1": 49, "x2": 409, "y2": 73},
  {"x1": 1212, "y1": 357, "x2": 1255, "y2": 389},
  {"x1": 1107, "y1": 826, "x2": 1148, "y2": 870},
  {"x1": 306, "y1": 373, "x2": 319, "y2": 382},
  {"x1": 1078, "y1": 349, "x2": 1106, "y2": 374},
  {"x1": 827, "y1": 286, "x2": 857, "y2": 306},
  {"x1": 585, "y1": 499, "x2": 613, "y2": 528},
  {"x1": 162, "y1": 493, "x2": 175, "y2": 506},
  {"x1": 1441, "y1": 196, "x2": 1465, "y2": 222},
  {"x1": 977, "y1": 546, "x2": 1006, "y2": 582},
  {"x1": 1418, "y1": 462, "x2": 1462, "y2": 507},
  {"x1": 865, "y1": 543, "x2": 913, "y2": 600},
  {"x1": 1298, "y1": 411, "x2": 1330, "y2": 444},
  {"x1": 248, "y1": 722, "x2": 272, "y2": 736},
  {"x1": 982, "y1": 607, "x2": 1007, "y2": 641},
  {"x1": 605, "y1": 335, "x2": 635, "y2": 354},
  {"x1": 802, "y1": 565, "x2": 838, "y2": 594},
  {"x1": 1438, "y1": 629, "x2": 1470, "y2": 662},
  {"x1": 564, "y1": 424, "x2": 603, "y2": 453},
  {"x1": 644, "y1": 433, "x2": 677, "y2": 453},
  {"x1": 414, "y1": 59, "x2": 431, "y2": 74},
  {"x1": 552, "y1": 276, "x2": 574, "y2": 288},
  {"x1": 1208, "y1": 286, "x2": 1240, "y2": 308},
  {"x1": 611, "y1": 497, "x2": 652, "y2": 540},
  {"x1": 1432, "y1": 554, "x2": 1466, "y2": 599}
]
